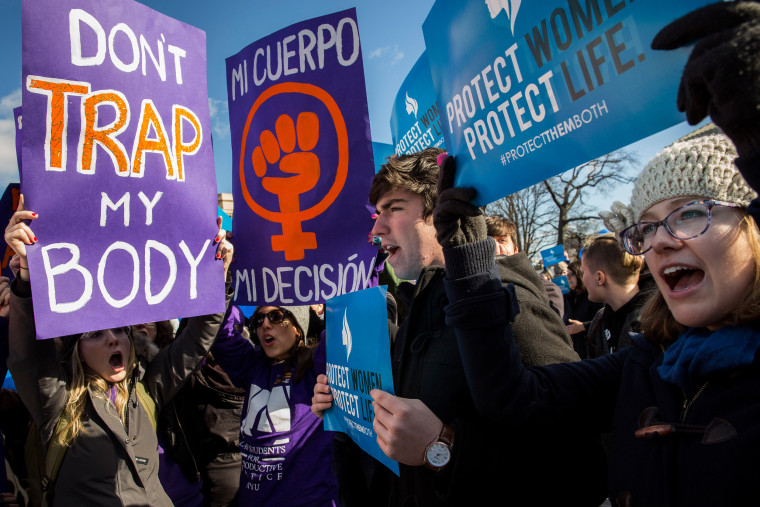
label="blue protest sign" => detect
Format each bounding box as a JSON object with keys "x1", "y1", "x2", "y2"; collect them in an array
[
  {"x1": 217, "y1": 206, "x2": 232, "y2": 232},
  {"x1": 389, "y1": 51, "x2": 446, "y2": 156},
  {"x1": 553, "y1": 275, "x2": 570, "y2": 295},
  {"x1": 541, "y1": 244, "x2": 566, "y2": 267},
  {"x1": 372, "y1": 142, "x2": 395, "y2": 173},
  {"x1": 227, "y1": 9, "x2": 378, "y2": 308},
  {"x1": 422, "y1": 0, "x2": 713, "y2": 205},
  {"x1": 323, "y1": 285, "x2": 399, "y2": 475}
]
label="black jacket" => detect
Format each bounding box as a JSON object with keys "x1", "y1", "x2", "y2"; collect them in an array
[
  {"x1": 443, "y1": 238, "x2": 760, "y2": 506},
  {"x1": 588, "y1": 291, "x2": 648, "y2": 358},
  {"x1": 388, "y1": 247, "x2": 605, "y2": 506},
  {"x1": 563, "y1": 290, "x2": 603, "y2": 358}
]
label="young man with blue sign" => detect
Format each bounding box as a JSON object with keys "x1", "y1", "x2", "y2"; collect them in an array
[{"x1": 315, "y1": 148, "x2": 606, "y2": 506}]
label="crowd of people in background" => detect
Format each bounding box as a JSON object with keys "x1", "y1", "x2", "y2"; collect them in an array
[{"x1": 0, "y1": 1, "x2": 759, "y2": 506}]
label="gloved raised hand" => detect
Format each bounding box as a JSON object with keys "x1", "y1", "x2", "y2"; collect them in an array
[
  {"x1": 433, "y1": 154, "x2": 486, "y2": 248},
  {"x1": 652, "y1": 1, "x2": 760, "y2": 157}
]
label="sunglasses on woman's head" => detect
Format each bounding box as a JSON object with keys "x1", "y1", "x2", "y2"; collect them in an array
[
  {"x1": 80, "y1": 327, "x2": 130, "y2": 342},
  {"x1": 253, "y1": 309, "x2": 289, "y2": 328}
]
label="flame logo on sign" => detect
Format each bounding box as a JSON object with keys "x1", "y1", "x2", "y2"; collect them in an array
[
  {"x1": 342, "y1": 309, "x2": 352, "y2": 361},
  {"x1": 485, "y1": 0, "x2": 521, "y2": 35},
  {"x1": 405, "y1": 92, "x2": 418, "y2": 118},
  {"x1": 239, "y1": 82, "x2": 349, "y2": 261}
]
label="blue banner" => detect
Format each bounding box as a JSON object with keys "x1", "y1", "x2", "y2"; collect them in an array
[
  {"x1": 372, "y1": 142, "x2": 395, "y2": 173},
  {"x1": 217, "y1": 206, "x2": 232, "y2": 232},
  {"x1": 422, "y1": 0, "x2": 712, "y2": 205},
  {"x1": 541, "y1": 244, "x2": 566, "y2": 267},
  {"x1": 552, "y1": 275, "x2": 570, "y2": 295},
  {"x1": 390, "y1": 51, "x2": 446, "y2": 156},
  {"x1": 323, "y1": 286, "x2": 399, "y2": 475}
]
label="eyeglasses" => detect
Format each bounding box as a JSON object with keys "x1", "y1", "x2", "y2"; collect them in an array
[
  {"x1": 252, "y1": 309, "x2": 290, "y2": 328},
  {"x1": 81, "y1": 327, "x2": 130, "y2": 342},
  {"x1": 620, "y1": 200, "x2": 742, "y2": 256}
]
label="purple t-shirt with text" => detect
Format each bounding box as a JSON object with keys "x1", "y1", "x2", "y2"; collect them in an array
[{"x1": 212, "y1": 307, "x2": 338, "y2": 506}]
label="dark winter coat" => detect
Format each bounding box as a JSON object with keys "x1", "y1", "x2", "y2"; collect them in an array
[
  {"x1": 8, "y1": 278, "x2": 231, "y2": 507},
  {"x1": 443, "y1": 239, "x2": 760, "y2": 506},
  {"x1": 563, "y1": 290, "x2": 603, "y2": 358},
  {"x1": 388, "y1": 248, "x2": 605, "y2": 506}
]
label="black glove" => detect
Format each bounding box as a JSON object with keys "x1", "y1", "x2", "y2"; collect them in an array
[
  {"x1": 433, "y1": 155, "x2": 486, "y2": 248},
  {"x1": 652, "y1": 1, "x2": 760, "y2": 156}
]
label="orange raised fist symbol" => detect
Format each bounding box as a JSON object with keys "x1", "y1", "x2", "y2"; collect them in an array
[{"x1": 252, "y1": 112, "x2": 321, "y2": 261}]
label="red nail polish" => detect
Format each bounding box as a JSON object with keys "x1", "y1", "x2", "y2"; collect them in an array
[
  {"x1": 33, "y1": 237, "x2": 37, "y2": 242},
  {"x1": 31, "y1": 213, "x2": 37, "y2": 217},
  {"x1": 216, "y1": 252, "x2": 221, "y2": 259}
]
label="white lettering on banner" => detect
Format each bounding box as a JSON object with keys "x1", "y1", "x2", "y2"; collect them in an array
[
  {"x1": 69, "y1": 8, "x2": 187, "y2": 84},
  {"x1": 326, "y1": 362, "x2": 352, "y2": 389},
  {"x1": 499, "y1": 100, "x2": 609, "y2": 166},
  {"x1": 395, "y1": 103, "x2": 445, "y2": 155},
  {"x1": 233, "y1": 253, "x2": 377, "y2": 304},
  {"x1": 442, "y1": 0, "x2": 645, "y2": 163},
  {"x1": 330, "y1": 385, "x2": 359, "y2": 418},
  {"x1": 40, "y1": 239, "x2": 209, "y2": 313},
  {"x1": 452, "y1": 67, "x2": 560, "y2": 161},
  {"x1": 230, "y1": 16, "x2": 360, "y2": 98}
]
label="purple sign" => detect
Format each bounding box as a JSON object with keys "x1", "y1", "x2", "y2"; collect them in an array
[
  {"x1": 22, "y1": 0, "x2": 224, "y2": 339},
  {"x1": 227, "y1": 9, "x2": 377, "y2": 306}
]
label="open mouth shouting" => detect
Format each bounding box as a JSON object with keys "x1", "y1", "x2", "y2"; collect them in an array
[
  {"x1": 660, "y1": 264, "x2": 704, "y2": 294},
  {"x1": 383, "y1": 243, "x2": 399, "y2": 258},
  {"x1": 109, "y1": 351, "x2": 125, "y2": 372}
]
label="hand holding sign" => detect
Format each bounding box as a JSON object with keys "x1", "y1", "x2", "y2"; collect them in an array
[
  {"x1": 652, "y1": 1, "x2": 760, "y2": 157},
  {"x1": 433, "y1": 154, "x2": 486, "y2": 249},
  {"x1": 4, "y1": 195, "x2": 38, "y2": 282},
  {"x1": 371, "y1": 389, "x2": 443, "y2": 466},
  {"x1": 214, "y1": 216, "x2": 235, "y2": 277},
  {"x1": 311, "y1": 373, "x2": 333, "y2": 419}
]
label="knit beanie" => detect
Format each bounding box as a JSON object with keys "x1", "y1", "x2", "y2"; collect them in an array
[
  {"x1": 254, "y1": 305, "x2": 311, "y2": 338},
  {"x1": 600, "y1": 128, "x2": 757, "y2": 233},
  {"x1": 281, "y1": 305, "x2": 311, "y2": 337}
]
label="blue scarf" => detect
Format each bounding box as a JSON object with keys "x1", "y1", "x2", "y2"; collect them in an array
[{"x1": 658, "y1": 326, "x2": 760, "y2": 393}]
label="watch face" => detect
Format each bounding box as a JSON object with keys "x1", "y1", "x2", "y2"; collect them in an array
[{"x1": 426, "y1": 442, "x2": 451, "y2": 467}]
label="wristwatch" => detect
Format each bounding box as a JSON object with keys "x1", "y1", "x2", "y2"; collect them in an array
[{"x1": 423, "y1": 424, "x2": 454, "y2": 471}]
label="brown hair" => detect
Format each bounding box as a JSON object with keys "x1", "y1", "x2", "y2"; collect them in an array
[
  {"x1": 641, "y1": 215, "x2": 760, "y2": 344},
  {"x1": 582, "y1": 234, "x2": 643, "y2": 285},
  {"x1": 153, "y1": 321, "x2": 176, "y2": 350},
  {"x1": 369, "y1": 148, "x2": 445, "y2": 220},
  {"x1": 59, "y1": 337, "x2": 136, "y2": 446},
  {"x1": 567, "y1": 260, "x2": 586, "y2": 294},
  {"x1": 485, "y1": 215, "x2": 518, "y2": 245}
]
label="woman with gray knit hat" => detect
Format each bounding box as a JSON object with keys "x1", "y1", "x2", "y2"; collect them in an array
[
  {"x1": 434, "y1": 127, "x2": 760, "y2": 506},
  {"x1": 210, "y1": 304, "x2": 339, "y2": 506}
]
